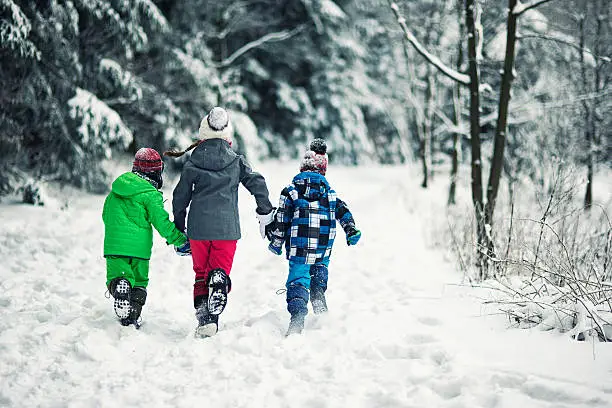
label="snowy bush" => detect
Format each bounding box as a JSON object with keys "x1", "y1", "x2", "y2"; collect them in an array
[
  {"x1": 172, "y1": 49, "x2": 220, "y2": 108},
  {"x1": 68, "y1": 88, "x2": 133, "y2": 159},
  {"x1": 134, "y1": 0, "x2": 169, "y2": 34},
  {"x1": 74, "y1": 0, "x2": 167, "y2": 52},
  {"x1": 446, "y1": 161, "x2": 612, "y2": 341},
  {"x1": 230, "y1": 110, "x2": 267, "y2": 161},
  {"x1": 0, "y1": 0, "x2": 40, "y2": 59},
  {"x1": 485, "y1": 274, "x2": 612, "y2": 342},
  {"x1": 98, "y1": 59, "x2": 142, "y2": 102},
  {"x1": 21, "y1": 179, "x2": 45, "y2": 206},
  {"x1": 276, "y1": 82, "x2": 311, "y2": 114}
]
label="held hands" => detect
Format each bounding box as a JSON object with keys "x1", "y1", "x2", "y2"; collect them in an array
[
  {"x1": 256, "y1": 209, "x2": 276, "y2": 240},
  {"x1": 346, "y1": 227, "x2": 361, "y2": 246},
  {"x1": 258, "y1": 209, "x2": 281, "y2": 255},
  {"x1": 175, "y1": 240, "x2": 192, "y2": 256}
]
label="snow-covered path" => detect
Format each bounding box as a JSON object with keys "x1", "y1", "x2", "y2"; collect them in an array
[{"x1": 1, "y1": 163, "x2": 610, "y2": 408}]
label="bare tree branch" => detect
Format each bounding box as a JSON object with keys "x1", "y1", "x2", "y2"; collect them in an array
[
  {"x1": 513, "y1": 0, "x2": 555, "y2": 16},
  {"x1": 388, "y1": 1, "x2": 471, "y2": 86},
  {"x1": 513, "y1": 88, "x2": 612, "y2": 112},
  {"x1": 214, "y1": 25, "x2": 307, "y2": 68},
  {"x1": 434, "y1": 109, "x2": 465, "y2": 136},
  {"x1": 518, "y1": 33, "x2": 612, "y2": 62}
]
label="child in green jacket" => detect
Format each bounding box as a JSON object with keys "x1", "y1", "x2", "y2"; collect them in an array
[{"x1": 102, "y1": 148, "x2": 190, "y2": 327}]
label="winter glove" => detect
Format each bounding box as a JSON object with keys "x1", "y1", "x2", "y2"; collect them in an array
[
  {"x1": 256, "y1": 209, "x2": 276, "y2": 240},
  {"x1": 346, "y1": 227, "x2": 361, "y2": 246},
  {"x1": 175, "y1": 240, "x2": 192, "y2": 256},
  {"x1": 268, "y1": 243, "x2": 282, "y2": 256}
]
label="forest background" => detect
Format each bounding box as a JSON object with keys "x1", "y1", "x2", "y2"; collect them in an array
[{"x1": 1, "y1": 0, "x2": 611, "y2": 337}]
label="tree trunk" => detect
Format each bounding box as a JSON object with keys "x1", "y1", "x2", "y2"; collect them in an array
[
  {"x1": 484, "y1": 0, "x2": 519, "y2": 269},
  {"x1": 421, "y1": 69, "x2": 435, "y2": 188},
  {"x1": 448, "y1": 0, "x2": 465, "y2": 206},
  {"x1": 465, "y1": 0, "x2": 486, "y2": 278},
  {"x1": 579, "y1": 6, "x2": 593, "y2": 209},
  {"x1": 401, "y1": 43, "x2": 427, "y2": 187},
  {"x1": 426, "y1": 7, "x2": 440, "y2": 184},
  {"x1": 389, "y1": 0, "x2": 485, "y2": 278},
  {"x1": 585, "y1": 0, "x2": 605, "y2": 209},
  {"x1": 448, "y1": 79, "x2": 461, "y2": 205},
  {"x1": 420, "y1": 132, "x2": 430, "y2": 188}
]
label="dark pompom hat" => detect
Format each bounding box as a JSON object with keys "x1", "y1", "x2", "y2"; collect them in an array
[{"x1": 300, "y1": 138, "x2": 328, "y2": 175}]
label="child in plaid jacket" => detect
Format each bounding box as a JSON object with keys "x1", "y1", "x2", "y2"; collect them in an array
[{"x1": 264, "y1": 139, "x2": 361, "y2": 336}]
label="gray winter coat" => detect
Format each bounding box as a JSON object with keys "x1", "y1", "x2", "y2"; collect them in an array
[{"x1": 172, "y1": 138, "x2": 273, "y2": 240}]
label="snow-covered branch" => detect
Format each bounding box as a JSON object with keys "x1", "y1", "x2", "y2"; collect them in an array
[
  {"x1": 434, "y1": 109, "x2": 465, "y2": 136},
  {"x1": 1, "y1": 0, "x2": 40, "y2": 59},
  {"x1": 68, "y1": 88, "x2": 133, "y2": 157},
  {"x1": 435, "y1": 107, "x2": 532, "y2": 138},
  {"x1": 388, "y1": 1, "x2": 470, "y2": 86},
  {"x1": 215, "y1": 25, "x2": 307, "y2": 68},
  {"x1": 513, "y1": 88, "x2": 612, "y2": 112},
  {"x1": 513, "y1": 0, "x2": 555, "y2": 16},
  {"x1": 518, "y1": 33, "x2": 611, "y2": 62}
]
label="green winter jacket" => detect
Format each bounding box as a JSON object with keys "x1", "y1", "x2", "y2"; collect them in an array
[{"x1": 103, "y1": 172, "x2": 186, "y2": 260}]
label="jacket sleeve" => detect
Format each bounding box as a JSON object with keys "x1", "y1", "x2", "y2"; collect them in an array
[
  {"x1": 172, "y1": 165, "x2": 194, "y2": 233},
  {"x1": 145, "y1": 192, "x2": 187, "y2": 246},
  {"x1": 335, "y1": 197, "x2": 357, "y2": 233},
  {"x1": 269, "y1": 187, "x2": 293, "y2": 250},
  {"x1": 239, "y1": 156, "x2": 274, "y2": 215},
  {"x1": 102, "y1": 194, "x2": 109, "y2": 223}
]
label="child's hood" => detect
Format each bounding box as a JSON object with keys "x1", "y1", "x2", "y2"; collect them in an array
[
  {"x1": 111, "y1": 172, "x2": 157, "y2": 197},
  {"x1": 292, "y1": 172, "x2": 330, "y2": 201},
  {"x1": 189, "y1": 138, "x2": 238, "y2": 171}
]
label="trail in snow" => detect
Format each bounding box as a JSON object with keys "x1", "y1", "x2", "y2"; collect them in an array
[{"x1": 0, "y1": 163, "x2": 610, "y2": 408}]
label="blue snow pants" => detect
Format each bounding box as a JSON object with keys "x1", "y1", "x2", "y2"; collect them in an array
[{"x1": 286, "y1": 260, "x2": 329, "y2": 316}]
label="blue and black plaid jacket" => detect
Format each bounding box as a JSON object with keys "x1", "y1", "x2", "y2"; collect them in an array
[{"x1": 269, "y1": 172, "x2": 356, "y2": 264}]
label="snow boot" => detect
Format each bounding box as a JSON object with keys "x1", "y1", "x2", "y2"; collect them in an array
[
  {"x1": 109, "y1": 277, "x2": 131, "y2": 320},
  {"x1": 286, "y1": 313, "x2": 306, "y2": 336},
  {"x1": 309, "y1": 264, "x2": 328, "y2": 314},
  {"x1": 195, "y1": 302, "x2": 219, "y2": 338},
  {"x1": 310, "y1": 288, "x2": 327, "y2": 315},
  {"x1": 120, "y1": 287, "x2": 146, "y2": 328},
  {"x1": 286, "y1": 283, "x2": 309, "y2": 336},
  {"x1": 207, "y1": 268, "x2": 231, "y2": 315}
]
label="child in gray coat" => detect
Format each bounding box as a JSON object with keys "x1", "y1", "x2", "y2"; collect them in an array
[{"x1": 167, "y1": 107, "x2": 274, "y2": 337}]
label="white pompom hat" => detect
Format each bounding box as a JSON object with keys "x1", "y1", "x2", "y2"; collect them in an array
[{"x1": 198, "y1": 106, "x2": 233, "y2": 142}]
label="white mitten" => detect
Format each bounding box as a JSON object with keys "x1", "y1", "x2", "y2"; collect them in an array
[{"x1": 255, "y1": 211, "x2": 275, "y2": 239}]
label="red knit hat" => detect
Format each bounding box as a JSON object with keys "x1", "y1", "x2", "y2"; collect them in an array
[
  {"x1": 300, "y1": 139, "x2": 328, "y2": 175},
  {"x1": 133, "y1": 148, "x2": 163, "y2": 173}
]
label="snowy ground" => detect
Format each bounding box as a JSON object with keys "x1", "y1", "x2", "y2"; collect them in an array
[{"x1": 1, "y1": 162, "x2": 611, "y2": 408}]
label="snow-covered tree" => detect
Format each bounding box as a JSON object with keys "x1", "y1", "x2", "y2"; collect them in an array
[
  {"x1": 0, "y1": 0, "x2": 178, "y2": 192},
  {"x1": 0, "y1": 0, "x2": 609, "y2": 208},
  {"x1": 0, "y1": 0, "x2": 40, "y2": 59}
]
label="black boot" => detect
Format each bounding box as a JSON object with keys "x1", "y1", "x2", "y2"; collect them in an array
[
  {"x1": 207, "y1": 268, "x2": 231, "y2": 315},
  {"x1": 109, "y1": 278, "x2": 131, "y2": 321},
  {"x1": 122, "y1": 287, "x2": 146, "y2": 328},
  {"x1": 195, "y1": 302, "x2": 219, "y2": 338}
]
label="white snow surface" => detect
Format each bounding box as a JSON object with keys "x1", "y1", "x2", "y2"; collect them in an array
[{"x1": 1, "y1": 163, "x2": 611, "y2": 408}]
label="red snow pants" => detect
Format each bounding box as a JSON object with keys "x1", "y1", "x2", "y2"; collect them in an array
[{"x1": 190, "y1": 239, "x2": 237, "y2": 308}]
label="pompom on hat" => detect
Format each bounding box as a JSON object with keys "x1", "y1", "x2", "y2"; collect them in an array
[
  {"x1": 300, "y1": 138, "x2": 328, "y2": 175},
  {"x1": 132, "y1": 148, "x2": 163, "y2": 173},
  {"x1": 198, "y1": 106, "x2": 233, "y2": 143}
]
